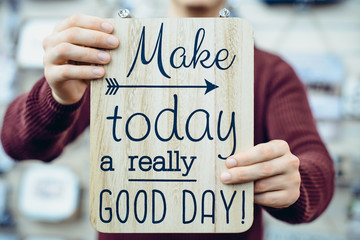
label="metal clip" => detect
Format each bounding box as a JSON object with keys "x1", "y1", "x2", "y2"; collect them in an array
[
  {"x1": 118, "y1": 9, "x2": 132, "y2": 18},
  {"x1": 219, "y1": 8, "x2": 230, "y2": 18}
]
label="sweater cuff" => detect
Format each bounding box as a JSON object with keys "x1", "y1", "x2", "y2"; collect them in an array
[
  {"x1": 263, "y1": 181, "x2": 309, "y2": 224},
  {"x1": 263, "y1": 156, "x2": 326, "y2": 224},
  {"x1": 40, "y1": 78, "x2": 84, "y2": 114},
  {"x1": 26, "y1": 77, "x2": 86, "y2": 136}
]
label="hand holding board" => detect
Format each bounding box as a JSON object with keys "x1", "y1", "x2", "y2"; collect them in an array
[{"x1": 90, "y1": 18, "x2": 254, "y2": 233}]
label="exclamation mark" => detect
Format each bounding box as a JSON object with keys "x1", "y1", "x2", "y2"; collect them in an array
[{"x1": 241, "y1": 190, "x2": 245, "y2": 224}]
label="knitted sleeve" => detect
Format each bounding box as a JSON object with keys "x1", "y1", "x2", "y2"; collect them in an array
[
  {"x1": 263, "y1": 57, "x2": 335, "y2": 223},
  {"x1": 1, "y1": 77, "x2": 90, "y2": 161}
]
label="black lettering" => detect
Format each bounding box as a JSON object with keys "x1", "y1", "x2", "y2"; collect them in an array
[
  {"x1": 186, "y1": 109, "x2": 213, "y2": 142},
  {"x1": 191, "y1": 28, "x2": 206, "y2": 68},
  {"x1": 182, "y1": 190, "x2": 197, "y2": 224},
  {"x1": 181, "y1": 156, "x2": 196, "y2": 177},
  {"x1": 139, "y1": 156, "x2": 152, "y2": 171},
  {"x1": 99, "y1": 189, "x2": 112, "y2": 223},
  {"x1": 106, "y1": 106, "x2": 122, "y2": 142},
  {"x1": 153, "y1": 156, "x2": 166, "y2": 171},
  {"x1": 134, "y1": 190, "x2": 147, "y2": 223},
  {"x1": 217, "y1": 111, "x2": 236, "y2": 160},
  {"x1": 155, "y1": 94, "x2": 184, "y2": 142},
  {"x1": 125, "y1": 113, "x2": 150, "y2": 142},
  {"x1": 220, "y1": 190, "x2": 237, "y2": 224},
  {"x1": 100, "y1": 156, "x2": 115, "y2": 171},
  {"x1": 170, "y1": 47, "x2": 186, "y2": 69},
  {"x1": 128, "y1": 24, "x2": 236, "y2": 78},
  {"x1": 116, "y1": 190, "x2": 129, "y2": 223},
  {"x1": 201, "y1": 190, "x2": 215, "y2": 224},
  {"x1": 127, "y1": 23, "x2": 170, "y2": 79},
  {"x1": 152, "y1": 189, "x2": 166, "y2": 224},
  {"x1": 215, "y1": 49, "x2": 236, "y2": 70},
  {"x1": 242, "y1": 190, "x2": 245, "y2": 224},
  {"x1": 128, "y1": 155, "x2": 138, "y2": 171},
  {"x1": 198, "y1": 50, "x2": 212, "y2": 68}
]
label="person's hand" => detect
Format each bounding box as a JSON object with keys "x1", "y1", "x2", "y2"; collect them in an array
[
  {"x1": 220, "y1": 140, "x2": 300, "y2": 209},
  {"x1": 43, "y1": 14, "x2": 119, "y2": 105}
]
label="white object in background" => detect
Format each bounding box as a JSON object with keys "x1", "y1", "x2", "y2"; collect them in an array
[
  {"x1": 0, "y1": 140, "x2": 15, "y2": 173},
  {"x1": 0, "y1": 51, "x2": 16, "y2": 104},
  {"x1": 25, "y1": 237, "x2": 65, "y2": 240},
  {"x1": 16, "y1": 19, "x2": 60, "y2": 69},
  {"x1": 283, "y1": 54, "x2": 344, "y2": 85},
  {"x1": 0, "y1": 179, "x2": 14, "y2": 227},
  {"x1": 316, "y1": 121, "x2": 340, "y2": 142},
  {"x1": 18, "y1": 164, "x2": 80, "y2": 222},
  {"x1": 0, "y1": 180, "x2": 7, "y2": 219},
  {"x1": 0, "y1": 235, "x2": 18, "y2": 240},
  {"x1": 308, "y1": 94, "x2": 342, "y2": 120},
  {"x1": 342, "y1": 75, "x2": 360, "y2": 119}
]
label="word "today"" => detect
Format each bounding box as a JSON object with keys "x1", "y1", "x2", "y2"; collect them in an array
[
  {"x1": 106, "y1": 94, "x2": 237, "y2": 160},
  {"x1": 126, "y1": 23, "x2": 236, "y2": 79}
]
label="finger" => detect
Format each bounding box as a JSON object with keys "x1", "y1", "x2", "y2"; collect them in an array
[
  {"x1": 254, "y1": 190, "x2": 299, "y2": 208},
  {"x1": 226, "y1": 140, "x2": 289, "y2": 168},
  {"x1": 54, "y1": 27, "x2": 119, "y2": 49},
  {"x1": 54, "y1": 14, "x2": 113, "y2": 34},
  {"x1": 48, "y1": 64, "x2": 105, "y2": 82},
  {"x1": 254, "y1": 175, "x2": 289, "y2": 194},
  {"x1": 46, "y1": 43, "x2": 111, "y2": 65},
  {"x1": 221, "y1": 155, "x2": 289, "y2": 184}
]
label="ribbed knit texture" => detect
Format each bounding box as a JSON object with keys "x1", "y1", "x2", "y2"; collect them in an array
[
  {"x1": 1, "y1": 48, "x2": 334, "y2": 240},
  {"x1": 1, "y1": 79, "x2": 90, "y2": 161}
]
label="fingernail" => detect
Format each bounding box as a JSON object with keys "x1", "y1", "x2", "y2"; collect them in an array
[
  {"x1": 101, "y1": 22, "x2": 113, "y2": 32},
  {"x1": 107, "y1": 36, "x2": 119, "y2": 47},
  {"x1": 227, "y1": 158, "x2": 237, "y2": 167},
  {"x1": 93, "y1": 68, "x2": 103, "y2": 76},
  {"x1": 221, "y1": 172, "x2": 231, "y2": 182},
  {"x1": 98, "y1": 52, "x2": 110, "y2": 62}
]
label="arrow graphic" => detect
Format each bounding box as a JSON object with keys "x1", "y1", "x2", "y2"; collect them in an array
[{"x1": 105, "y1": 78, "x2": 218, "y2": 95}]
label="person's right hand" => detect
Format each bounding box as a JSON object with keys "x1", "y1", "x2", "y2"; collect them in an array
[{"x1": 43, "y1": 14, "x2": 119, "y2": 105}]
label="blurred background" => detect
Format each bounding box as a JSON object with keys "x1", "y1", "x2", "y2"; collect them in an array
[{"x1": 0, "y1": 0, "x2": 359, "y2": 239}]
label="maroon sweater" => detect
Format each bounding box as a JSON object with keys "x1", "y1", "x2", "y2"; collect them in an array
[{"x1": 1, "y1": 48, "x2": 334, "y2": 240}]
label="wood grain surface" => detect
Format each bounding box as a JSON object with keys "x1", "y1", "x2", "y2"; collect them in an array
[{"x1": 90, "y1": 18, "x2": 254, "y2": 233}]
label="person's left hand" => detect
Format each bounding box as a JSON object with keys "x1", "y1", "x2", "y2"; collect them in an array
[{"x1": 220, "y1": 140, "x2": 301, "y2": 209}]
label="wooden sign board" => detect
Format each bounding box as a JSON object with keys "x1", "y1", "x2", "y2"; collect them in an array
[{"x1": 90, "y1": 18, "x2": 254, "y2": 233}]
